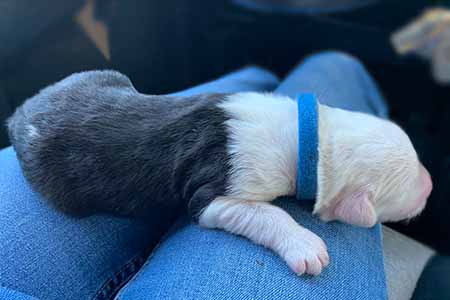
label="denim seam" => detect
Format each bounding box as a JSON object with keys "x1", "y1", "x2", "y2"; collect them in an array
[
  {"x1": 114, "y1": 223, "x2": 185, "y2": 300},
  {"x1": 114, "y1": 239, "x2": 166, "y2": 300},
  {"x1": 91, "y1": 248, "x2": 152, "y2": 300}
]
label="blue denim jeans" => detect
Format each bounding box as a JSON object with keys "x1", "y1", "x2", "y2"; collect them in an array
[
  {"x1": 232, "y1": 0, "x2": 378, "y2": 14},
  {"x1": 0, "y1": 52, "x2": 388, "y2": 300}
]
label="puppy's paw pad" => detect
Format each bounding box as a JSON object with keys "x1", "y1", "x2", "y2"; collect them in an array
[
  {"x1": 283, "y1": 231, "x2": 329, "y2": 276},
  {"x1": 287, "y1": 253, "x2": 328, "y2": 276},
  {"x1": 305, "y1": 255, "x2": 325, "y2": 275},
  {"x1": 292, "y1": 260, "x2": 306, "y2": 275}
]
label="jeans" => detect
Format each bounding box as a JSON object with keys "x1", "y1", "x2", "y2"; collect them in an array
[
  {"x1": 0, "y1": 52, "x2": 388, "y2": 300},
  {"x1": 232, "y1": 0, "x2": 378, "y2": 14}
]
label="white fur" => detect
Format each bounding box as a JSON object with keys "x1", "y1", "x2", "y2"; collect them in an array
[
  {"x1": 200, "y1": 93, "x2": 427, "y2": 276},
  {"x1": 199, "y1": 198, "x2": 329, "y2": 275},
  {"x1": 27, "y1": 125, "x2": 40, "y2": 139},
  {"x1": 314, "y1": 105, "x2": 422, "y2": 224},
  {"x1": 218, "y1": 92, "x2": 298, "y2": 201}
]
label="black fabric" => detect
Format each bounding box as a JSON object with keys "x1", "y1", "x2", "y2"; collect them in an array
[
  {"x1": 0, "y1": 0, "x2": 84, "y2": 72},
  {"x1": 98, "y1": 0, "x2": 426, "y2": 95},
  {"x1": 412, "y1": 255, "x2": 450, "y2": 300},
  {"x1": 0, "y1": 87, "x2": 12, "y2": 148}
]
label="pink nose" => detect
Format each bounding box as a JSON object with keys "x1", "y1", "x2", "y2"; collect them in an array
[{"x1": 418, "y1": 164, "x2": 433, "y2": 203}]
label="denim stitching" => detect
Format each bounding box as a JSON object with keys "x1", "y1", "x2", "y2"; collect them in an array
[
  {"x1": 92, "y1": 247, "x2": 152, "y2": 300},
  {"x1": 113, "y1": 240, "x2": 166, "y2": 300},
  {"x1": 113, "y1": 220, "x2": 189, "y2": 300}
]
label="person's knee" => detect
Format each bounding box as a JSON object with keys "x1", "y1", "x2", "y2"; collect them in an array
[{"x1": 305, "y1": 51, "x2": 365, "y2": 73}]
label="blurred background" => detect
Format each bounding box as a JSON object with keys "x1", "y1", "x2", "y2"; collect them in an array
[{"x1": 0, "y1": 0, "x2": 449, "y2": 256}]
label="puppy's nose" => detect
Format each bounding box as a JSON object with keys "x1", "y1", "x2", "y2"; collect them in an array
[{"x1": 419, "y1": 163, "x2": 432, "y2": 202}]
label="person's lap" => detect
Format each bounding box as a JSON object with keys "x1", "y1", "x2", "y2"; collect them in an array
[
  {"x1": 0, "y1": 147, "x2": 164, "y2": 300},
  {"x1": 116, "y1": 52, "x2": 388, "y2": 300},
  {"x1": 0, "y1": 67, "x2": 280, "y2": 300},
  {"x1": 0, "y1": 52, "x2": 388, "y2": 300}
]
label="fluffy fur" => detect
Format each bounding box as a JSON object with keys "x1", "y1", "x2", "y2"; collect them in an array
[
  {"x1": 218, "y1": 93, "x2": 298, "y2": 201},
  {"x1": 315, "y1": 105, "x2": 431, "y2": 225},
  {"x1": 7, "y1": 70, "x2": 432, "y2": 276}
]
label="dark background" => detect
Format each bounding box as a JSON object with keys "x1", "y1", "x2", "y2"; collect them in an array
[{"x1": 1, "y1": 0, "x2": 449, "y2": 253}]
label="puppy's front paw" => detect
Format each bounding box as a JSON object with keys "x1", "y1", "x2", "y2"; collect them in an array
[{"x1": 281, "y1": 228, "x2": 329, "y2": 276}]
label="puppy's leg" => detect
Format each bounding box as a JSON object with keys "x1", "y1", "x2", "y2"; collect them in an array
[{"x1": 199, "y1": 198, "x2": 329, "y2": 275}]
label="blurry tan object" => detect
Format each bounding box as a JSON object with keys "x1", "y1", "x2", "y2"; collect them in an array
[
  {"x1": 391, "y1": 8, "x2": 450, "y2": 84},
  {"x1": 75, "y1": 0, "x2": 111, "y2": 60},
  {"x1": 382, "y1": 226, "x2": 435, "y2": 300}
]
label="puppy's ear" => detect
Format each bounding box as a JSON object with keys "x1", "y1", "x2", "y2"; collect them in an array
[{"x1": 333, "y1": 188, "x2": 377, "y2": 228}]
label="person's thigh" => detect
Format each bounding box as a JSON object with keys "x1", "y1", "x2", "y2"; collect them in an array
[
  {"x1": 116, "y1": 52, "x2": 388, "y2": 300},
  {"x1": 169, "y1": 65, "x2": 279, "y2": 96},
  {"x1": 275, "y1": 51, "x2": 388, "y2": 118},
  {"x1": 0, "y1": 147, "x2": 163, "y2": 300},
  {"x1": 0, "y1": 66, "x2": 279, "y2": 300}
]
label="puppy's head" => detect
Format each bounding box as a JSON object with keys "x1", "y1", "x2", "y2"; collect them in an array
[{"x1": 314, "y1": 104, "x2": 432, "y2": 227}]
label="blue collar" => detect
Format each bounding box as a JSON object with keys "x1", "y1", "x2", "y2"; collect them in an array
[{"x1": 296, "y1": 93, "x2": 318, "y2": 201}]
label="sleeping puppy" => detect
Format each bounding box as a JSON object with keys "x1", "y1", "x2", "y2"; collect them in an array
[{"x1": 7, "y1": 70, "x2": 432, "y2": 276}]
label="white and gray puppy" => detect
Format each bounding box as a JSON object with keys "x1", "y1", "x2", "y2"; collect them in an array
[{"x1": 7, "y1": 71, "x2": 432, "y2": 276}]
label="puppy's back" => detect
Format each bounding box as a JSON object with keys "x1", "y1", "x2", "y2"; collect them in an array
[{"x1": 7, "y1": 71, "x2": 230, "y2": 219}]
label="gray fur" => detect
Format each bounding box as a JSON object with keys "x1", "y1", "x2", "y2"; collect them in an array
[{"x1": 7, "y1": 70, "x2": 231, "y2": 220}]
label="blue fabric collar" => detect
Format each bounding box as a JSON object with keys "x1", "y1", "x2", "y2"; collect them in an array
[{"x1": 296, "y1": 93, "x2": 318, "y2": 201}]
